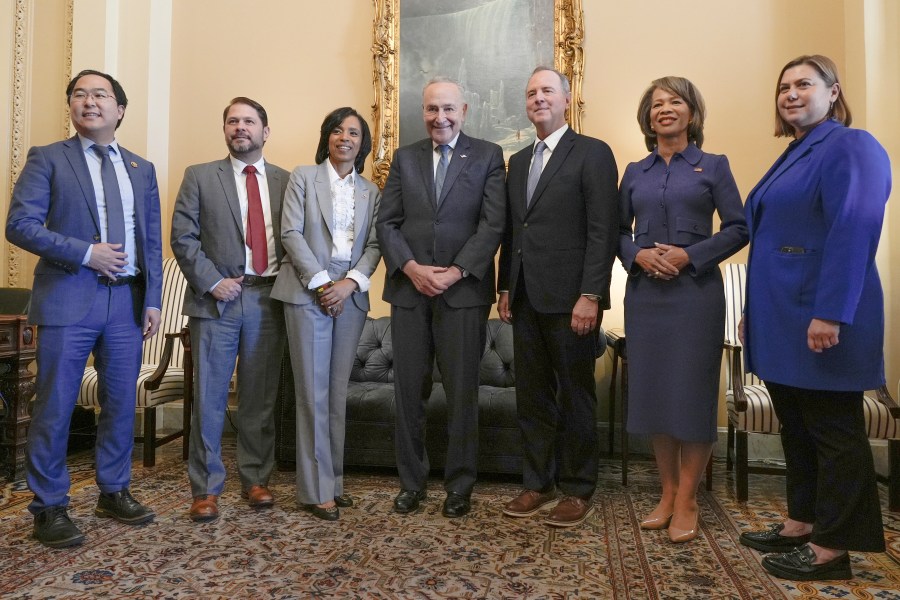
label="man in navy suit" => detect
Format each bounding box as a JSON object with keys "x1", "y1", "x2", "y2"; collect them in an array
[
  {"x1": 498, "y1": 67, "x2": 618, "y2": 527},
  {"x1": 376, "y1": 77, "x2": 506, "y2": 518},
  {"x1": 6, "y1": 69, "x2": 163, "y2": 548}
]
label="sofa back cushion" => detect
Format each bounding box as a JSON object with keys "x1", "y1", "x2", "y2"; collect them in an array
[{"x1": 479, "y1": 319, "x2": 515, "y2": 388}]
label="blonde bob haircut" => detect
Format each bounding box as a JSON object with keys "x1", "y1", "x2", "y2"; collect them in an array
[
  {"x1": 774, "y1": 54, "x2": 852, "y2": 137},
  {"x1": 637, "y1": 76, "x2": 706, "y2": 152}
]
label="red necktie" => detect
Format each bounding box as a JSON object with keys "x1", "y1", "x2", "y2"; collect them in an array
[{"x1": 243, "y1": 165, "x2": 268, "y2": 274}]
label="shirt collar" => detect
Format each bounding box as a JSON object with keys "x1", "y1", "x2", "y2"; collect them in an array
[
  {"x1": 78, "y1": 133, "x2": 120, "y2": 155},
  {"x1": 230, "y1": 154, "x2": 266, "y2": 175},
  {"x1": 326, "y1": 158, "x2": 356, "y2": 186},
  {"x1": 432, "y1": 132, "x2": 461, "y2": 152},
  {"x1": 535, "y1": 124, "x2": 569, "y2": 153},
  {"x1": 640, "y1": 142, "x2": 703, "y2": 171}
]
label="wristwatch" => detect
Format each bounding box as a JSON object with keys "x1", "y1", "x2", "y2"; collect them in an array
[
  {"x1": 453, "y1": 264, "x2": 469, "y2": 278},
  {"x1": 582, "y1": 294, "x2": 600, "y2": 303}
]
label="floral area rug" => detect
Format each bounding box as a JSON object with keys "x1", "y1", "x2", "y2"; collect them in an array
[{"x1": 0, "y1": 443, "x2": 897, "y2": 599}]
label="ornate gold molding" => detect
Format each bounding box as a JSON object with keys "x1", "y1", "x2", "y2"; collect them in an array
[
  {"x1": 7, "y1": 0, "x2": 30, "y2": 286},
  {"x1": 370, "y1": 0, "x2": 585, "y2": 188},
  {"x1": 63, "y1": 0, "x2": 73, "y2": 136}
]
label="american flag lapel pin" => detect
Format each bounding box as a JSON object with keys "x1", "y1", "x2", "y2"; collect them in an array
[
  {"x1": 131, "y1": 161, "x2": 138, "y2": 168},
  {"x1": 694, "y1": 167, "x2": 703, "y2": 172}
]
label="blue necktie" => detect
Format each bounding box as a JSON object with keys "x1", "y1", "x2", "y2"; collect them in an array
[
  {"x1": 434, "y1": 144, "x2": 451, "y2": 202},
  {"x1": 92, "y1": 144, "x2": 126, "y2": 245},
  {"x1": 526, "y1": 140, "x2": 546, "y2": 208}
]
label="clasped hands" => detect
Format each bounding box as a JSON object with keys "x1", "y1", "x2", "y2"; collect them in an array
[
  {"x1": 637, "y1": 243, "x2": 689, "y2": 280},
  {"x1": 402, "y1": 261, "x2": 463, "y2": 297},
  {"x1": 498, "y1": 292, "x2": 599, "y2": 337},
  {"x1": 317, "y1": 279, "x2": 358, "y2": 318}
]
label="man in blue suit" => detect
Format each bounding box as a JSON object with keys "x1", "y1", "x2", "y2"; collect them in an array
[{"x1": 6, "y1": 69, "x2": 163, "y2": 548}]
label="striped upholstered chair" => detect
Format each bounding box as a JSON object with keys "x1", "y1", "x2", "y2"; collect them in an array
[
  {"x1": 722, "y1": 263, "x2": 900, "y2": 509},
  {"x1": 77, "y1": 258, "x2": 192, "y2": 466}
]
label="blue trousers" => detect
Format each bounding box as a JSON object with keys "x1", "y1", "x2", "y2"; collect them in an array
[{"x1": 27, "y1": 284, "x2": 142, "y2": 513}]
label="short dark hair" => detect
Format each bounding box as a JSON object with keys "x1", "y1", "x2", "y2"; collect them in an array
[
  {"x1": 315, "y1": 107, "x2": 372, "y2": 175},
  {"x1": 66, "y1": 69, "x2": 128, "y2": 129},
  {"x1": 774, "y1": 54, "x2": 851, "y2": 137},
  {"x1": 223, "y1": 96, "x2": 268, "y2": 127},
  {"x1": 637, "y1": 76, "x2": 707, "y2": 151}
]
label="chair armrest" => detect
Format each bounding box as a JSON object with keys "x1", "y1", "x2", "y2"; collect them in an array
[
  {"x1": 143, "y1": 334, "x2": 180, "y2": 391},
  {"x1": 723, "y1": 342, "x2": 748, "y2": 412},
  {"x1": 874, "y1": 384, "x2": 900, "y2": 419}
]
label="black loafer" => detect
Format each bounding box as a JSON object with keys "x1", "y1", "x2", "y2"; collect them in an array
[
  {"x1": 740, "y1": 523, "x2": 811, "y2": 553},
  {"x1": 95, "y1": 489, "x2": 155, "y2": 525},
  {"x1": 442, "y1": 492, "x2": 471, "y2": 518},
  {"x1": 334, "y1": 494, "x2": 353, "y2": 508},
  {"x1": 393, "y1": 489, "x2": 426, "y2": 514},
  {"x1": 304, "y1": 504, "x2": 340, "y2": 521},
  {"x1": 762, "y1": 544, "x2": 852, "y2": 581},
  {"x1": 33, "y1": 506, "x2": 85, "y2": 549}
]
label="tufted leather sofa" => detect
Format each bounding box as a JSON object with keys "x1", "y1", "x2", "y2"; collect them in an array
[{"x1": 276, "y1": 316, "x2": 530, "y2": 474}]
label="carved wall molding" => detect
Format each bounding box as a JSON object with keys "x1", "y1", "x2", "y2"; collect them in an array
[
  {"x1": 370, "y1": 0, "x2": 585, "y2": 188},
  {"x1": 7, "y1": 0, "x2": 30, "y2": 286}
]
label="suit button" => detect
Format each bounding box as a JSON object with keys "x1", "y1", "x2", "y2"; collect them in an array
[
  {"x1": 93, "y1": 234, "x2": 101, "y2": 241},
  {"x1": 517, "y1": 249, "x2": 522, "y2": 255},
  {"x1": 662, "y1": 222, "x2": 667, "y2": 227},
  {"x1": 523, "y1": 222, "x2": 528, "y2": 228}
]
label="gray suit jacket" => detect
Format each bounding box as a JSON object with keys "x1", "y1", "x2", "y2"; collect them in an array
[
  {"x1": 271, "y1": 162, "x2": 382, "y2": 312},
  {"x1": 171, "y1": 156, "x2": 289, "y2": 318},
  {"x1": 376, "y1": 132, "x2": 506, "y2": 308}
]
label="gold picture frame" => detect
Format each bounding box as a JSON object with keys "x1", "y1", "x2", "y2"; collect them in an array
[{"x1": 370, "y1": 0, "x2": 585, "y2": 188}]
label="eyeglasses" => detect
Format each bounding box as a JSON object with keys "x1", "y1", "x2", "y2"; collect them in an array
[{"x1": 71, "y1": 90, "x2": 114, "y2": 102}]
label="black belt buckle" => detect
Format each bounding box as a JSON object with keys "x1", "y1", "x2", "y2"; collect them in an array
[
  {"x1": 241, "y1": 275, "x2": 277, "y2": 287},
  {"x1": 98, "y1": 275, "x2": 138, "y2": 287},
  {"x1": 779, "y1": 246, "x2": 805, "y2": 254}
]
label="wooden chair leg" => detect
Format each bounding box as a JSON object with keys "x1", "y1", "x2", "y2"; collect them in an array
[
  {"x1": 889, "y1": 438, "x2": 899, "y2": 512},
  {"x1": 182, "y1": 326, "x2": 193, "y2": 462},
  {"x1": 143, "y1": 407, "x2": 156, "y2": 467},
  {"x1": 726, "y1": 422, "x2": 735, "y2": 471},
  {"x1": 607, "y1": 348, "x2": 618, "y2": 456},
  {"x1": 736, "y1": 430, "x2": 749, "y2": 502}
]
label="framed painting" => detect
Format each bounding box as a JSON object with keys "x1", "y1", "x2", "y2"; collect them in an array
[{"x1": 371, "y1": 0, "x2": 585, "y2": 187}]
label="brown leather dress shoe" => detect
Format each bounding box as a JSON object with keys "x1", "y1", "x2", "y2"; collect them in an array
[
  {"x1": 503, "y1": 489, "x2": 559, "y2": 517},
  {"x1": 544, "y1": 496, "x2": 594, "y2": 527},
  {"x1": 242, "y1": 485, "x2": 274, "y2": 508},
  {"x1": 189, "y1": 495, "x2": 219, "y2": 522}
]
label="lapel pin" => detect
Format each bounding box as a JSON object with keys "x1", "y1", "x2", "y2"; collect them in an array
[
  {"x1": 693, "y1": 167, "x2": 703, "y2": 172},
  {"x1": 130, "y1": 161, "x2": 138, "y2": 168},
  {"x1": 460, "y1": 154, "x2": 467, "y2": 158}
]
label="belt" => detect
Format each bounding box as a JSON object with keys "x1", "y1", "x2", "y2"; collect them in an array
[
  {"x1": 241, "y1": 275, "x2": 278, "y2": 287},
  {"x1": 98, "y1": 275, "x2": 142, "y2": 287}
]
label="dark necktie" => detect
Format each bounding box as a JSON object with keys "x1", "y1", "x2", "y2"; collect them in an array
[
  {"x1": 243, "y1": 165, "x2": 268, "y2": 274},
  {"x1": 434, "y1": 144, "x2": 451, "y2": 202},
  {"x1": 526, "y1": 140, "x2": 547, "y2": 208},
  {"x1": 91, "y1": 144, "x2": 126, "y2": 245}
]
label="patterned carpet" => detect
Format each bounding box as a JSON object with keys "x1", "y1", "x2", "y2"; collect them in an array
[{"x1": 1, "y1": 442, "x2": 898, "y2": 599}]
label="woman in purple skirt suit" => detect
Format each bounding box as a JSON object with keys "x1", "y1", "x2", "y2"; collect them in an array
[{"x1": 618, "y1": 76, "x2": 748, "y2": 544}]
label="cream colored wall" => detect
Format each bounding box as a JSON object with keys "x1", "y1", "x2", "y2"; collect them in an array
[{"x1": 2, "y1": 0, "x2": 897, "y2": 398}]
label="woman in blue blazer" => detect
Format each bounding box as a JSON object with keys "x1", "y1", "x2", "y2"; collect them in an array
[
  {"x1": 738, "y1": 55, "x2": 891, "y2": 581},
  {"x1": 271, "y1": 107, "x2": 381, "y2": 521},
  {"x1": 618, "y1": 76, "x2": 748, "y2": 543}
]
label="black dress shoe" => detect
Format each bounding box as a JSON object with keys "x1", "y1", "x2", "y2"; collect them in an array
[
  {"x1": 33, "y1": 506, "x2": 85, "y2": 549},
  {"x1": 393, "y1": 489, "x2": 426, "y2": 514},
  {"x1": 304, "y1": 504, "x2": 340, "y2": 521},
  {"x1": 740, "y1": 523, "x2": 811, "y2": 553},
  {"x1": 95, "y1": 489, "x2": 155, "y2": 525},
  {"x1": 762, "y1": 544, "x2": 852, "y2": 581},
  {"x1": 334, "y1": 494, "x2": 353, "y2": 508},
  {"x1": 442, "y1": 492, "x2": 471, "y2": 518}
]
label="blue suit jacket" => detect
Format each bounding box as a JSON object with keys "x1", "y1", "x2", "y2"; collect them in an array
[
  {"x1": 744, "y1": 119, "x2": 891, "y2": 390},
  {"x1": 6, "y1": 135, "x2": 163, "y2": 326}
]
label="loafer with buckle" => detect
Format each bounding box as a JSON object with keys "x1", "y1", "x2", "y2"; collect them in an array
[
  {"x1": 442, "y1": 492, "x2": 471, "y2": 518},
  {"x1": 762, "y1": 544, "x2": 852, "y2": 581},
  {"x1": 33, "y1": 506, "x2": 85, "y2": 548},
  {"x1": 334, "y1": 494, "x2": 353, "y2": 508},
  {"x1": 740, "y1": 523, "x2": 812, "y2": 553},
  {"x1": 189, "y1": 495, "x2": 219, "y2": 522},
  {"x1": 95, "y1": 489, "x2": 155, "y2": 525},
  {"x1": 544, "y1": 496, "x2": 594, "y2": 527},
  {"x1": 303, "y1": 504, "x2": 340, "y2": 521},
  {"x1": 393, "y1": 489, "x2": 426, "y2": 514},
  {"x1": 503, "y1": 489, "x2": 559, "y2": 517},
  {"x1": 242, "y1": 485, "x2": 274, "y2": 508}
]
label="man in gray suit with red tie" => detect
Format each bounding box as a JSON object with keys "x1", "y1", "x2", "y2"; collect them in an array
[
  {"x1": 498, "y1": 67, "x2": 618, "y2": 527},
  {"x1": 6, "y1": 69, "x2": 163, "y2": 548},
  {"x1": 376, "y1": 77, "x2": 506, "y2": 518},
  {"x1": 171, "y1": 97, "x2": 288, "y2": 522}
]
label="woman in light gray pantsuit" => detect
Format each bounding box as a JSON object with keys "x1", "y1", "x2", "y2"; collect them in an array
[{"x1": 271, "y1": 107, "x2": 381, "y2": 521}]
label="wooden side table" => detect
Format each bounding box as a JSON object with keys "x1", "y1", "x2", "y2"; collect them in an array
[
  {"x1": 0, "y1": 315, "x2": 37, "y2": 481},
  {"x1": 605, "y1": 328, "x2": 629, "y2": 485}
]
